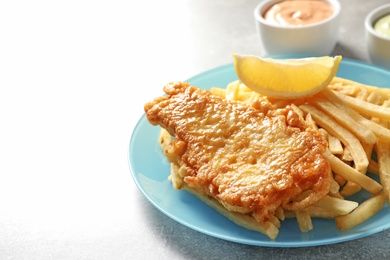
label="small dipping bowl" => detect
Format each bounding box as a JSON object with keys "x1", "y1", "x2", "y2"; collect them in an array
[
  {"x1": 254, "y1": 0, "x2": 341, "y2": 56},
  {"x1": 365, "y1": 4, "x2": 390, "y2": 69}
]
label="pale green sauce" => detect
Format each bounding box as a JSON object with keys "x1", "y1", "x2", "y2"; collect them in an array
[{"x1": 374, "y1": 14, "x2": 390, "y2": 37}]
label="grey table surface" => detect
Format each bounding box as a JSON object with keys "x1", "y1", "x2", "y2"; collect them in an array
[{"x1": 1, "y1": 0, "x2": 390, "y2": 259}]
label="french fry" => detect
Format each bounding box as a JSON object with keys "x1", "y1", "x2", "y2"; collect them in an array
[
  {"x1": 323, "y1": 149, "x2": 382, "y2": 194},
  {"x1": 335, "y1": 192, "x2": 386, "y2": 231},
  {"x1": 333, "y1": 91, "x2": 390, "y2": 121},
  {"x1": 291, "y1": 104, "x2": 304, "y2": 120},
  {"x1": 236, "y1": 83, "x2": 258, "y2": 102},
  {"x1": 237, "y1": 92, "x2": 255, "y2": 102},
  {"x1": 368, "y1": 159, "x2": 379, "y2": 175},
  {"x1": 340, "y1": 181, "x2": 362, "y2": 197},
  {"x1": 313, "y1": 195, "x2": 358, "y2": 215},
  {"x1": 239, "y1": 82, "x2": 253, "y2": 92},
  {"x1": 375, "y1": 101, "x2": 390, "y2": 204},
  {"x1": 328, "y1": 175, "x2": 341, "y2": 195},
  {"x1": 318, "y1": 128, "x2": 328, "y2": 141},
  {"x1": 296, "y1": 209, "x2": 313, "y2": 232},
  {"x1": 312, "y1": 97, "x2": 377, "y2": 145},
  {"x1": 269, "y1": 215, "x2": 281, "y2": 228},
  {"x1": 329, "y1": 192, "x2": 344, "y2": 200},
  {"x1": 376, "y1": 139, "x2": 390, "y2": 204},
  {"x1": 331, "y1": 76, "x2": 390, "y2": 100},
  {"x1": 226, "y1": 80, "x2": 240, "y2": 100},
  {"x1": 210, "y1": 87, "x2": 226, "y2": 98},
  {"x1": 367, "y1": 90, "x2": 384, "y2": 105},
  {"x1": 340, "y1": 146, "x2": 353, "y2": 162},
  {"x1": 323, "y1": 87, "x2": 390, "y2": 142},
  {"x1": 275, "y1": 207, "x2": 285, "y2": 221},
  {"x1": 327, "y1": 133, "x2": 343, "y2": 155},
  {"x1": 334, "y1": 174, "x2": 347, "y2": 187},
  {"x1": 182, "y1": 184, "x2": 280, "y2": 239},
  {"x1": 305, "y1": 113, "x2": 318, "y2": 130},
  {"x1": 355, "y1": 115, "x2": 390, "y2": 142},
  {"x1": 361, "y1": 142, "x2": 374, "y2": 170},
  {"x1": 355, "y1": 85, "x2": 369, "y2": 101},
  {"x1": 328, "y1": 82, "x2": 359, "y2": 96},
  {"x1": 285, "y1": 206, "x2": 341, "y2": 219},
  {"x1": 300, "y1": 105, "x2": 369, "y2": 171},
  {"x1": 159, "y1": 128, "x2": 172, "y2": 153}
]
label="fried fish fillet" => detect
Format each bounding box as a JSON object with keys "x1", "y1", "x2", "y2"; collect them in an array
[{"x1": 144, "y1": 82, "x2": 331, "y2": 238}]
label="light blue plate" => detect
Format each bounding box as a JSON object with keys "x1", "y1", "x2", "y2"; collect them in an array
[{"x1": 129, "y1": 57, "x2": 390, "y2": 247}]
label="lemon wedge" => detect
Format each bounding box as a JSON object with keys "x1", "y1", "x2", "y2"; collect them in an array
[{"x1": 232, "y1": 54, "x2": 342, "y2": 99}]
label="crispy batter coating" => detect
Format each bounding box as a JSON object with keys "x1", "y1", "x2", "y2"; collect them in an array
[{"x1": 144, "y1": 82, "x2": 331, "y2": 224}]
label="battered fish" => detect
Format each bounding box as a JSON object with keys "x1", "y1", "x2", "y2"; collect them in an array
[{"x1": 144, "y1": 81, "x2": 331, "y2": 238}]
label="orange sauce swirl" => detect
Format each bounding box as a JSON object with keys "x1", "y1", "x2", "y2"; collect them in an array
[{"x1": 264, "y1": 0, "x2": 333, "y2": 26}]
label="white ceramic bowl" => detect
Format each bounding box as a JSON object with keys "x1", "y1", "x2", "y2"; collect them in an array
[
  {"x1": 254, "y1": 0, "x2": 341, "y2": 56},
  {"x1": 365, "y1": 4, "x2": 390, "y2": 70}
]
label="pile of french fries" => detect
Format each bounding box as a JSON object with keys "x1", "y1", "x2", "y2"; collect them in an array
[{"x1": 210, "y1": 77, "x2": 390, "y2": 233}]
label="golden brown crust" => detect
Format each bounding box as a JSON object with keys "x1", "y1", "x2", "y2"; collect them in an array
[{"x1": 144, "y1": 82, "x2": 331, "y2": 226}]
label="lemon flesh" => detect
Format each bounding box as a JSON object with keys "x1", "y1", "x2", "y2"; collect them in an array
[{"x1": 233, "y1": 54, "x2": 342, "y2": 99}]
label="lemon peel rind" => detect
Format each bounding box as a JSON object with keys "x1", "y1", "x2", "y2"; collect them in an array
[{"x1": 233, "y1": 54, "x2": 342, "y2": 99}]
